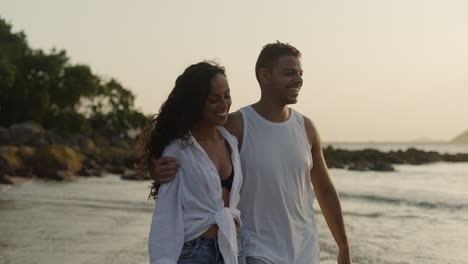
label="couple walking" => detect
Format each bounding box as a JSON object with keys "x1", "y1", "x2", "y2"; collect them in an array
[{"x1": 137, "y1": 41, "x2": 352, "y2": 264}]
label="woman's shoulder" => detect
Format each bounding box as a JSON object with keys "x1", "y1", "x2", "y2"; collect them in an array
[
  {"x1": 162, "y1": 139, "x2": 185, "y2": 157},
  {"x1": 217, "y1": 126, "x2": 238, "y2": 143}
]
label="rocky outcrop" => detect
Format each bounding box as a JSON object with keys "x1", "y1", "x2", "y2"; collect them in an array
[
  {"x1": 32, "y1": 145, "x2": 84, "y2": 179},
  {"x1": 0, "y1": 121, "x2": 146, "y2": 183},
  {"x1": 451, "y1": 130, "x2": 468, "y2": 144},
  {"x1": 4, "y1": 121, "x2": 466, "y2": 182},
  {"x1": 323, "y1": 147, "x2": 468, "y2": 171}
]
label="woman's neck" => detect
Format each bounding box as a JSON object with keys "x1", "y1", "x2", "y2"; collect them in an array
[{"x1": 191, "y1": 122, "x2": 222, "y2": 142}]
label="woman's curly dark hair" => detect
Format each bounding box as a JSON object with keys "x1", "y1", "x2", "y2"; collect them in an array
[{"x1": 137, "y1": 61, "x2": 226, "y2": 199}]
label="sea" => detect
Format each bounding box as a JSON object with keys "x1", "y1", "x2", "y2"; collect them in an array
[{"x1": 1, "y1": 143, "x2": 467, "y2": 264}]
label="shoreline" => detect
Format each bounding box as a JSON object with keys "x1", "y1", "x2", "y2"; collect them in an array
[
  {"x1": 2, "y1": 122, "x2": 468, "y2": 184},
  {"x1": 2, "y1": 145, "x2": 468, "y2": 185}
]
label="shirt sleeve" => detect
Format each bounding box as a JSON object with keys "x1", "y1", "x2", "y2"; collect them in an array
[{"x1": 148, "y1": 144, "x2": 185, "y2": 264}]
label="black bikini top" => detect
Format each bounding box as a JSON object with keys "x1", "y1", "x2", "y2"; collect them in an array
[{"x1": 221, "y1": 168, "x2": 234, "y2": 191}]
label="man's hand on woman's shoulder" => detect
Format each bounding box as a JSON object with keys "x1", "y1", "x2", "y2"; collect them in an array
[{"x1": 150, "y1": 157, "x2": 179, "y2": 183}]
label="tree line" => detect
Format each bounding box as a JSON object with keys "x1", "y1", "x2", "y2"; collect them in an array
[{"x1": 0, "y1": 16, "x2": 148, "y2": 136}]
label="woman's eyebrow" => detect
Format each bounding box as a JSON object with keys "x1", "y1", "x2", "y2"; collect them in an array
[
  {"x1": 207, "y1": 93, "x2": 222, "y2": 99},
  {"x1": 208, "y1": 89, "x2": 230, "y2": 96}
]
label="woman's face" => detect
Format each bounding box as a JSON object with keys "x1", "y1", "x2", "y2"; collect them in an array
[{"x1": 201, "y1": 73, "x2": 231, "y2": 126}]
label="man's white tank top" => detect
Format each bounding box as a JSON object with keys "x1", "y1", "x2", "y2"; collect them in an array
[{"x1": 238, "y1": 105, "x2": 320, "y2": 264}]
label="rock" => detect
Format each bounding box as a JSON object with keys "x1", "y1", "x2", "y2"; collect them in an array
[
  {"x1": 0, "y1": 157, "x2": 11, "y2": 176},
  {"x1": 92, "y1": 146, "x2": 135, "y2": 167},
  {"x1": 120, "y1": 169, "x2": 147, "y2": 181},
  {"x1": 83, "y1": 159, "x2": 99, "y2": 170},
  {"x1": 33, "y1": 168, "x2": 76, "y2": 181},
  {"x1": 0, "y1": 127, "x2": 11, "y2": 145},
  {"x1": 442, "y1": 153, "x2": 468, "y2": 162},
  {"x1": 14, "y1": 167, "x2": 34, "y2": 178},
  {"x1": 42, "y1": 131, "x2": 64, "y2": 145},
  {"x1": 32, "y1": 145, "x2": 84, "y2": 180},
  {"x1": 348, "y1": 161, "x2": 372, "y2": 171},
  {"x1": 9, "y1": 121, "x2": 45, "y2": 145},
  {"x1": 371, "y1": 162, "x2": 395, "y2": 172},
  {"x1": 0, "y1": 174, "x2": 14, "y2": 184},
  {"x1": 0, "y1": 146, "x2": 35, "y2": 178},
  {"x1": 104, "y1": 164, "x2": 125, "y2": 174},
  {"x1": 93, "y1": 135, "x2": 110, "y2": 147},
  {"x1": 324, "y1": 146, "x2": 468, "y2": 171},
  {"x1": 53, "y1": 170, "x2": 77, "y2": 181},
  {"x1": 0, "y1": 146, "x2": 22, "y2": 170},
  {"x1": 18, "y1": 146, "x2": 35, "y2": 162},
  {"x1": 76, "y1": 167, "x2": 103, "y2": 177},
  {"x1": 68, "y1": 134, "x2": 96, "y2": 153},
  {"x1": 110, "y1": 135, "x2": 131, "y2": 149},
  {"x1": 326, "y1": 159, "x2": 345, "y2": 169},
  {"x1": 9, "y1": 121, "x2": 44, "y2": 134},
  {"x1": 76, "y1": 167, "x2": 91, "y2": 176}
]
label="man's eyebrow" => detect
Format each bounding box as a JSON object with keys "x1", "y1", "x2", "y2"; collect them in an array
[{"x1": 282, "y1": 68, "x2": 300, "y2": 72}]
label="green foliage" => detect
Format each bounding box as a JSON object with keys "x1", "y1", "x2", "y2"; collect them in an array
[
  {"x1": 44, "y1": 110, "x2": 92, "y2": 135},
  {"x1": 0, "y1": 16, "x2": 148, "y2": 134}
]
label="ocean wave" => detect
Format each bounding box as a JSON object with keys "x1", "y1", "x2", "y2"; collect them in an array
[
  {"x1": 339, "y1": 192, "x2": 468, "y2": 211},
  {"x1": 3, "y1": 193, "x2": 154, "y2": 212}
]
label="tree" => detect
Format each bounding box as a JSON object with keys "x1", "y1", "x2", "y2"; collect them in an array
[{"x1": 0, "y1": 16, "x2": 148, "y2": 135}]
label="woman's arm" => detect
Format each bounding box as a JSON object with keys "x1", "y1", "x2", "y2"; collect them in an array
[{"x1": 148, "y1": 172, "x2": 184, "y2": 264}]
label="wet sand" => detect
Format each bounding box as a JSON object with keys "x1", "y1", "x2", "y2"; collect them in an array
[
  {"x1": 0, "y1": 176, "x2": 154, "y2": 264},
  {"x1": 0, "y1": 176, "x2": 338, "y2": 264}
]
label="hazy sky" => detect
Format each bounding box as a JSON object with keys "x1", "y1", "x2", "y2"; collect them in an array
[{"x1": 2, "y1": 0, "x2": 467, "y2": 142}]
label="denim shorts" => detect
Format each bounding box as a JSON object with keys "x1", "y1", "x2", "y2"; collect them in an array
[{"x1": 178, "y1": 235, "x2": 246, "y2": 264}]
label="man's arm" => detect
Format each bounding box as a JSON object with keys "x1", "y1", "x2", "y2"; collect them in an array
[
  {"x1": 149, "y1": 157, "x2": 179, "y2": 183},
  {"x1": 303, "y1": 116, "x2": 352, "y2": 264}
]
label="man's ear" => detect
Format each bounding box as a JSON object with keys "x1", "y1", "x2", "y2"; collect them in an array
[{"x1": 258, "y1": 68, "x2": 271, "y2": 84}]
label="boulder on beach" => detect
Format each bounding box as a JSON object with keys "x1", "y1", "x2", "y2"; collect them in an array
[
  {"x1": 8, "y1": 121, "x2": 45, "y2": 145},
  {"x1": 32, "y1": 145, "x2": 84, "y2": 179},
  {"x1": 0, "y1": 127, "x2": 11, "y2": 145},
  {"x1": 67, "y1": 134, "x2": 96, "y2": 153},
  {"x1": 0, "y1": 146, "x2": 23, "y2": 171},
  {"x1": 120, "y1": 169, "x2": 147, "y2": 181},
  {"x1": 90, "y1": 146, "x2": 135, "y2": 168}
]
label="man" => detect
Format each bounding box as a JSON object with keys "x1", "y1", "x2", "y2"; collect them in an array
[{"x1": 152, "y1": 42, "x2": 352, "y2": 264}]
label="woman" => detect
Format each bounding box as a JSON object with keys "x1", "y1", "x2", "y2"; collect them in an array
[{"x1": 137, "y1": 61, "x2": 244, "y2": 264}]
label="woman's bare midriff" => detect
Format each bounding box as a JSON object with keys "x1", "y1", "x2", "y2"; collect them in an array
[
  {"x1": 201, "y1": 189, "x2": 238, "y2": 238},
  {"x1": 201, "y1": 221, "x2": 240, "y2": 238},
  {"x1": 201, "y1": 224, "x2": 219, "y2": 238}
]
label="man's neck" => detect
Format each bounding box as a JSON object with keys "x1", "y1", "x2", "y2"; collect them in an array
[{"x1": 251, "y1": 99, "x2": 290, "y2": 123}]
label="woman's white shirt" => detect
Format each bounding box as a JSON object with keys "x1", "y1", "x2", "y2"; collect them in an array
[{"x1": 148, "y1": 127, "x2": 243, "y2": 264}]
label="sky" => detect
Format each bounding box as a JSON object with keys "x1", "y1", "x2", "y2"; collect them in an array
[{"x1": 2, "y1": 0, "x2": 468, "y2": 142}]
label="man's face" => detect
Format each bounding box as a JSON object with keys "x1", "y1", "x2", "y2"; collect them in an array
[
  {"x1": 265, "y1": 55, "x2": 303, "y2": 105},
  {"x1": 201, "y1": 73, "x2": 231, "y2": 126}
]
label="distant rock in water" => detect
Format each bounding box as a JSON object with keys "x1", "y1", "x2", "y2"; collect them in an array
[
  {"x1": 323, "y1": 146, "x2": 468, "y2": 172},
  {"x1": 451, "y1": 130, "x2": 468, "y2": 144}
]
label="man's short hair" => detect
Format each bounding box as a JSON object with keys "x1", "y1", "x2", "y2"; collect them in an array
[{"x1": 255, "y1": 41, "x2": 302, "y2": 82}]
